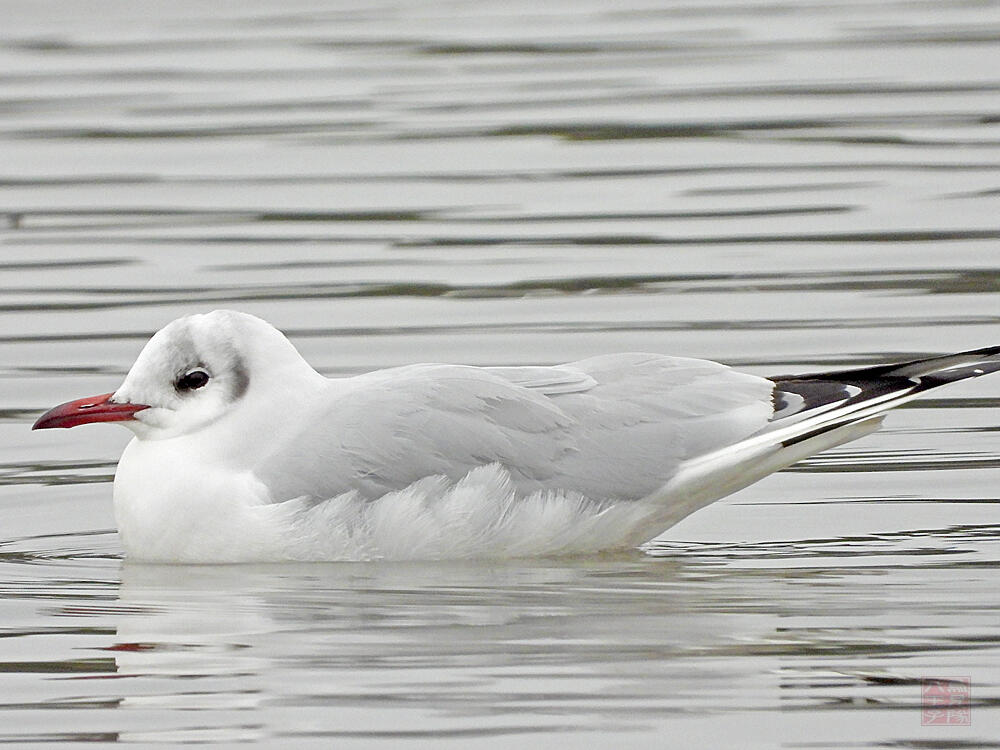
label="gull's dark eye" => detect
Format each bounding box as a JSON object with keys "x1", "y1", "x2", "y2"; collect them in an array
[{"x1": 176, "y1": 369, "x2": 210, "y2": 392}]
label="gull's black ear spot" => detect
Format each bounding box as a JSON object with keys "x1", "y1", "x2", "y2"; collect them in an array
[
  {"x1": 176, "y1": 369, "x2": 210, "y2": 392},
  {"x1": 231, "y1": 356, "x2": 249, "y2": 400}
]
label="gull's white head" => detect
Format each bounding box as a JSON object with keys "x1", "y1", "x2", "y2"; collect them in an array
[{"x1": 33, "y1": 310, "x2": 317, "y2": 440}]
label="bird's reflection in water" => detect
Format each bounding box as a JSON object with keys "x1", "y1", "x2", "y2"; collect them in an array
[{"x1": 112, "y1": 556, "x2": 759, "y2": 740}]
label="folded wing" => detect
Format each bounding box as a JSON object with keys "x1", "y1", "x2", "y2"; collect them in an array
[{"x1": 254, "y1": 354, "x2": 775, "y2": 503}]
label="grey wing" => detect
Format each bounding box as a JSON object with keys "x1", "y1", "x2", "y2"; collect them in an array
[
  {"x1": 505, "y1": 354, "x2": 775, "y2": 498},
  {"x1": 254, "y1": 356, "x2": 776, "y2": 503},
  {"x1": 255, "y1": 364, "x2": 579, "y2": 502}
]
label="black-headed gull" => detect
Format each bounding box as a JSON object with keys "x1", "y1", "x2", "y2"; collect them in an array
[{"x1": 33, "y1": 310, "x2": 999, "y2": 563}]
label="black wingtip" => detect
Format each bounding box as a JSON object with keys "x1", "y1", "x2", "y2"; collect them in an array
[
  {"x1": 883, "y1": 345, "x2": 1000, "y2": 382},
  {"x1": 767, "y1": 345, "x2": 1000, "y2": 424},
  {"x1": 772, "y1": 345, "x2": 1000, "y2": 385}
]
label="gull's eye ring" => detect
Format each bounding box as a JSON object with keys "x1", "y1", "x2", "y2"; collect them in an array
[{"x1": 176, "y1": 369, "x2": 210, "y2": 391}]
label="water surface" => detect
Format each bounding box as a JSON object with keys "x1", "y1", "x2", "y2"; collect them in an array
[{"x1": 1, "y1": 0, "x2": 998, "y2": 746}]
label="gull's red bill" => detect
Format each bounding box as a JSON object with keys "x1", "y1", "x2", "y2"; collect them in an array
[{"x1": 32, "y1": 393, "x2": 149, "y2": 430}]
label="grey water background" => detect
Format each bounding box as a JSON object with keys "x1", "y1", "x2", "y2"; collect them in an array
[{"x1": 1, "y1": 0, "x2": 999, "y2": 745}]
